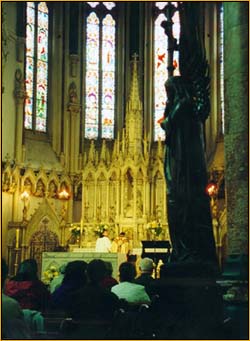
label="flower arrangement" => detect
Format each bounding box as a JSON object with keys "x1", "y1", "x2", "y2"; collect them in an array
[
  {"x1": 147, "y1": 221, "x2": 163, "y2": 237},
  {"x1": 94, "y1": 223, "x2": 109, "y2": 237},
  {"x1": 42, "y1": 265, "x2": 59, "y2": 285},
  {"x1": 69, "y1": 225, "x2": 81, "y2": 238}
]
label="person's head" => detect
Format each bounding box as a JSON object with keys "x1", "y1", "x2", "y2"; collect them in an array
[
  {"x1": 15, "y1": 259, "x2": 38, "y2": 281},
  {"x1": 102, "y1": 230, "x2": 108, "y2": 237},
  {"x1": 127, "y1": 254, "x2": 137, "y2": 264},
  {"x1": 119, "y1": 261, "x2": 136, "y2": 282},
  {"x1": 139, "y1": 257, "x2": 155, "y2": 275},
  {"x1": 2, "y1": 258, "x2": 8, "y2": 286},
  {"x1": 63, "y1": 260, "x2": 87, "y2": 285},
  {"x1": 104, "y1": 261, "x2": 113, "y2": 277},
  {"x1": 87, "y1": 259, "x2": 107, "y2": 284}
]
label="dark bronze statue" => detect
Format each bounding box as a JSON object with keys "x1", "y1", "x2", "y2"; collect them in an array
[
  {"x1": 161, "y1": 76, "x2": 217, "y2": 263},
  {"x1": 159, "y1": 3, "x2": 217, "y2": 265}
]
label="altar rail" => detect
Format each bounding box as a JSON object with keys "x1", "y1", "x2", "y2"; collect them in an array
[{"x1": 41, "y1": 252, "x2": 127, "y2": 281}]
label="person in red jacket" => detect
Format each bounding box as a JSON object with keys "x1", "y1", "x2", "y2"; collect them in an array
[{"x1": 4, "y1": 259, "x2": 50, "y2": 312}]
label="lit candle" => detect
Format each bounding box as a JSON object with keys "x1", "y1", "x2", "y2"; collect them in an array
[{"x1": 15, "y1": 228, "x2": 20, "y2": 249}]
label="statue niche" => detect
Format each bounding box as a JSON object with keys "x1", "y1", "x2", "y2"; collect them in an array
[
  {"x1": 124, "y1": 170, "x2": 134, "y2": 218},
  {"x1": 35, "y1": 179, "x2": 45, "y2": 197},
  {"x1": 48, "y1": 180, "x2": 58, "y2": 198},
  {"x1": 96, "y1": 173, "x2": 107, "y2": 221}
]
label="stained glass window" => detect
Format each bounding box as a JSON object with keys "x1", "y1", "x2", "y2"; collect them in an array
[
  {"x1": 25, "y1": 2, "x2": 49, "y2": 133},
  {"x1": 219, "y1": 4, "x2": 224, "y2": 134},
  {"x1": 85, "y1": 12, "x2": 100, "y2": 139},
  {"x1": 84, "y1": 2, "x2": 116, "y2": 140},
  {"x1": 101, "y1": 14, "x2": 115, "y2": 139},
  {"x1": 153, "y1": 3, "x2": 180, "y2": 141}
]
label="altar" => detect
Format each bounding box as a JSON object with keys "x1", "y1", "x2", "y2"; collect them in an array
[{"x1": 41, "y1": 251, "x2": 127, "y2": 281}]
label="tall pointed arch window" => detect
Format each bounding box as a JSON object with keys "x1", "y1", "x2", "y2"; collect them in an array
[
  {"x1": 153, "y1": 2, "x2": 180, "y2": 141},
  {"x1": 84, "y1": 2, "x2": 116, "y2": 140},
  {"x1": 24, "y1": 2, "x2": 49, "y2": 133}
]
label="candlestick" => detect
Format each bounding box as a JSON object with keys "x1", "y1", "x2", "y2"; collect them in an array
[{"x1": 80, "y1": 219, "x2": 83, "y2": 234}]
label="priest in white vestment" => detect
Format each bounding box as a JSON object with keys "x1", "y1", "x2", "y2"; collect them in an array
[{"x1": 95, "y1": 230, "x2": 111, "y2": 252}]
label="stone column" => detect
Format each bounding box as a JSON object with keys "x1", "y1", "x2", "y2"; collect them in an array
[
  {"x1": 116, "y1": 178, "x2": 120, "y2": 219},
  {"x1": 94, "y1": 179, "x2": 97, "y2": 221},
  {"x1": 106, "y1": 180, "x2": 109, "y2": 219},
  {"x1": 12, "y1": 177, "x2": 21, "y2": 221},
  {"x1": 16, "y1": 37, "x2": 25, "y2": 63},
  {"x1": 69, "y1": 109, "x2": 80, "y2": 172},
  {"x1": 224, "y1": 2, "x2": 248, "y2": 256},
  {"x1": 163, "y1": 180, "x2": 167, "y2": 219},
  {"x1": 133, "y1": 178, "x2": 137, "y2": 217},
  {"x1": 222, "y1": 7, "x2": 248, "y2": 328},
  {"x1": 14, "y1": 69, "x2": 25, "y2": 163},
  {"x1": 69, "y1": 54, "x2": 79, "y2": 78},
  {"x1": 145, "y1": 179, "x2": 150, "y2": 218},
  {"x1": 143, "y1": 177, "x2": 147, "y2": 217},
  {"x1": 68, "y1": 82, "x2": 80, "y2": 173},
  {"x1": 121, "y1": 174, "x2": 124, "y2": 217}
]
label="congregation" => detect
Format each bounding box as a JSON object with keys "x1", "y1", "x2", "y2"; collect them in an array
[{"x1": 2, "y1": 256, "x2": 231, "y2": 340}]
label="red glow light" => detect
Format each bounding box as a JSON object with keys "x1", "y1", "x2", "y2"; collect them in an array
[{"x1": 206, "y1": 182, "x2": 218, "y2": 196}]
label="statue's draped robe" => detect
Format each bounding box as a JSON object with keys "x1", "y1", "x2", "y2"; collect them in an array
[{"x1": 161, "y1": 84, "x2": 217, "y2": 262}]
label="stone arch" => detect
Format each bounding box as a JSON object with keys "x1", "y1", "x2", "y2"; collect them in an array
[
  {"x1": 21, "y1": 170, "x2": 36, "y2": 195},
  {"x1": 47, "y1": 172, "x2": 60, "y2": 198},
  {"x1": 47, "y1": 180, "x2": 59, "y2": 198},
  {"x1": 96, "y1": 165, "x2": 108, "y2": 178},
  {"x1": 47, "y1": 172, "x2": 60, "y2": 185},
  {"x1": 122, "y1": 165, "x2": 136, "y2": 179},
  {"x1": 34, "y1": 178, "x2": 46, "y2": 197},
  {"x1": 152, "y1": 161, "x2": 164, "y2": 179},
  {"x1": 136, "y1": 167, "x2": 146, "y2": 180},
  {"x1": 108, "y1": 170, "x2": 118, "y2": 181},
  {"x1": 83, "y1": 171, "x2": 94, "y2": 182},
  {"x1": 36, "y1": 169, "x2": 48, "y2": 184},
  {"x1": 59, "y1": 174, "x2": 71, "y2": 193}
]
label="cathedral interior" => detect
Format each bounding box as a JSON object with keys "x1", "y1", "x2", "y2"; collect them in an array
[{"x1": 1, "y1": 1, "x2": 248, "y2": 338}]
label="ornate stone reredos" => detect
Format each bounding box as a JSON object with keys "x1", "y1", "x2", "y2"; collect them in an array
[{"x1": 125, "y1": 54, "x2": 143, "y2": 157}]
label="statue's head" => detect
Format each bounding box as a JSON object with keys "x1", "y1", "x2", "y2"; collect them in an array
[{"x1": 165, "y1": 76, "x2": 187, "y2": 103}]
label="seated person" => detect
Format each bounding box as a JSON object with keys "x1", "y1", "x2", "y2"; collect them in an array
[
  {"x1": 2, "y1": 258, "x2": 24, "y2": 321},
  {"x1": 51, "y1": 260, "x2": 87, "y2": 312},
  {"x1": 68, "y1": 259, "x2": 120, "y2": 320},
  {"x1": 4, "y1": 259, "x2": 50, "y2": 312},
  {"x1": 111, "y1": 232, "x2": 130, "y2": 254},
  {"x1": 134, "y1": 257, "x2": 155, "y2": 297},
  {"x1": 95, "y1": 229, "x2": 111, "y2": 252},
  {"x1": 111, "y1": 262, "x2": 151, "y2": 304},
  {"x1": 2, "y1": 258, "x2": 31, "y2": 339}
]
